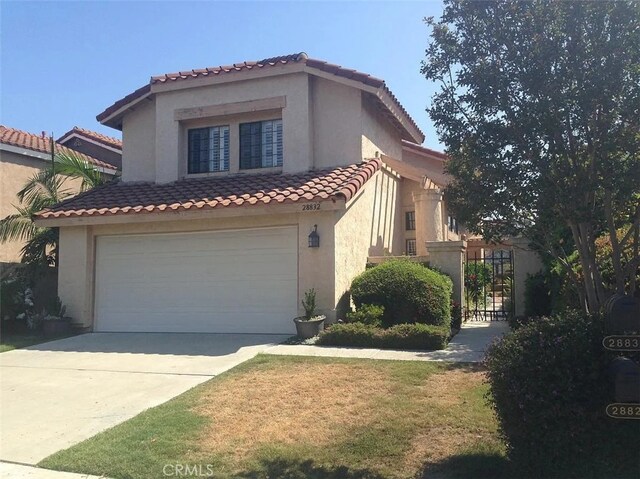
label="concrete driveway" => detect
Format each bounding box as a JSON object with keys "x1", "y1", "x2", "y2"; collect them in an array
[{"x1": 0, "y1": 332, "x2": 288, "y2": 465}]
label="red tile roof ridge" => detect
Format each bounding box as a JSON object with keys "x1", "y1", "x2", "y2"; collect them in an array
[
  {"x1": 96, "y1": 53, "x2": 423, "y2": 141},
  {"x1": 35, "y1": 159, "x2": 381, "y2": 221},
  {"x1": 0, "y1": 125, "x2": 118, "y2": 171},
  {"x1": 58, "y1": 126, "x2": 122, "y2": 150}
]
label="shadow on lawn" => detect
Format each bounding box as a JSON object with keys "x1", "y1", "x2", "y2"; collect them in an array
[
  {"x1": 237, "y1": 458, "x2": 388, "y2": 479},
  {"x1": 420, "y1": 451, "x2": 512, "y2": 479}
]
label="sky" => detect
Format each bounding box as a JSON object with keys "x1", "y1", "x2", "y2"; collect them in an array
[{"x1": 1, "y1": 1, "x2": 445, "y2": 149}]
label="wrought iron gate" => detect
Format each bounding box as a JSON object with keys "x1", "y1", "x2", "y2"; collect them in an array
[{"x1": 464, "y1": 249, "x2": 515, "y2": 321}]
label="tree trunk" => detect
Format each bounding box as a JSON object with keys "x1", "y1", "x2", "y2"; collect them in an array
[
  {"x1": 604, "y1": 190, "x2": 626, "y2": 294},
  {"x1": 569, "y1": 221, "x2": 604, "y2": 313}
]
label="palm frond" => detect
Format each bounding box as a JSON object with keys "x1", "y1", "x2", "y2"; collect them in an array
[
  {"x1": 17, "y1": 168, "x2": 71, "y2": 207},
  {"x1": 0, "y1": 212, "x2": 38, "y2": 243},
  {"x1": 53, "y1": 150, "x2": 108, "y2": 191},
  {"x1": 20, "y1": 227, "x2": 58, "y2": 266}
]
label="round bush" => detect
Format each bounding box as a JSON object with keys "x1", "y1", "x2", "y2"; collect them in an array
[
  {"x1": 485, "y1": 311, "x2": 640, "y2": 477},
  {"x1": 350, "y1": 260, "x2": 452, "y2": 328}
]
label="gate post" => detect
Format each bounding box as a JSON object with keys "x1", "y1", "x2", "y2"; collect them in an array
[
  {"x1": 425, "y1": 240, "x2": 467, "y2": 308},
  {"x1": 511, "y1": 237, "x2": 543, "y2": 317}
]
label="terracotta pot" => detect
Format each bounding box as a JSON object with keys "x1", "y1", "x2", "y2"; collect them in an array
[{"x1": 293, "y1": 315, "x2": 326, "y2": 339}]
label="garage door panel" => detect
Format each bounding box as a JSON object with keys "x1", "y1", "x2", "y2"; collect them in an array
[{"x1": 95, "y1": 227, "x2": 298, "y2": 334}]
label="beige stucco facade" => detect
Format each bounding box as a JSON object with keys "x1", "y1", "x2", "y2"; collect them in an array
[
  {"x1": 119, "y1": 70, "x2": 409, "y2": 184},
  {"x1": 48, "y1": 59, "x2": 469, "y2": 331},
  {"x1": 57, "y1": 168, "x2": 405, "y2": 328}
]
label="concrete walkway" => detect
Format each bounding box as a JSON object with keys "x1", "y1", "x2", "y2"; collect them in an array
[
  {"x1": 0, "y1": 462, "x2": 109, "y2": 479},
  {"x1": 264, "y1": 321, "x2": 509, "y2": 362},
  {"x1": 0, "y1": 333, "x2": 288, "y2": 466}
]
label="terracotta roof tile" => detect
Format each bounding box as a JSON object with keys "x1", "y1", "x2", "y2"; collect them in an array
[
  {"x1": 58, "y1": 126, "x2": 122, "y2": 150},
  {"x1": 36, "y1": 159, "x2": 381, "y2": 220},
  {"x1": 0, "y1": 125, "x2": 118, "y2": 171},
  {"x1": 96, "y1": 53, "x2": 423, "y2": 142}
]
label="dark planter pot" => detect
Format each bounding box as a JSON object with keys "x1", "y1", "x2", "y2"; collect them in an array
[
  {"x1": 42, "y1": 318, "x2": 71, "y2": 337},
  {"x1": 294, "y1": 315, "x2": 326, "y2": 339}
]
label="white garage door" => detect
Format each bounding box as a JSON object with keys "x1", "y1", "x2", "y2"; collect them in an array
[{"x1": 94, "y1": 227, "x2": 298, "y2": 334}]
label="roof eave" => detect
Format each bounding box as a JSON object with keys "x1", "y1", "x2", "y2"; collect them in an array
[
  {"x1": 0, "y1": 142, "x2": 118, "y2": 175},
  {"x1": 34, "y1": 196, "x2": 346, "y2": 228},
  {"x1": 95, "y1": 59, "x2": 424, "y2": 142},
  {"x1": 97, "y1": 84, "x2": 153, "y2": 130},
  {"x1": 57, "y1": 132, "x2": 122, "y2": 154}
]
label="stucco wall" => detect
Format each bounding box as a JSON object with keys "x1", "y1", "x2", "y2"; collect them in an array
[
  {"x1": 0, "y1": 151, "x2": 45, "y2": 262},
  {"x1": 118, "y1": 71, "x2": 408, "y2": 183},
  {"x1": 122, "y1": 99, "x2": 156, "y2": 182},
  {"x1": 361, "y1": 97, "x2": 403, "y2": 160},
  {"x1": 151, "y1": 73, "x2": 312, "y2": 182},
  {"x1": 334, "y1": 169, "x2": 401, "y2": 317},
  {"x1": 57, "y1": 209, "x2": 338, "y2": 328},
  {"x1": 310, "y1": 76, "x2": 362, "y2": 169}
]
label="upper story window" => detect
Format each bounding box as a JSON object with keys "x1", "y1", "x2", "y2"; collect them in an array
[
  {"x1": 239, "y1": 119, "x2": 283, "y2": 169},
  {"x1": 405, "y1": 211, "x2": 416, "y2": 231},
  {"x1": 188, "y1": 126, "x2": 230, "y2": 173},
  {"x1": 448, "y1": 215, "x2": 459, "y2": 234}
]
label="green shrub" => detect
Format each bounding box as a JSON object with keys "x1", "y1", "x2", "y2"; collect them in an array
[
  {"x1": 350, "y1": 260, "x2": 452, "y2": 328},
  {"x1": 317, "y1": 322, "x2": 377, "y2": 348},
  {"x1": 345, "y1": 304, "x2": 384, "y2": 327},
  {"x1": 524, "y1": 272, "x2": 552, "y2": 317},
  {"x1": 485, "y1": 311, "x2": 640, "y2": 477},
  {"x1": 317, "y1": 322, "x2": 449, "y2": 350},
  {"x1": 380, "y1": 323, "x2": 449, "y2": 350}
]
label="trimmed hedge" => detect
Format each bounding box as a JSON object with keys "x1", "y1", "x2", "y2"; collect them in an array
[
  {"x1": 317, "y1": 322, "x2": 449, "y2": 350},
  {"x1": 485, "y1": 311, "x2": 640, "y2": 477},
  {"x1": 350, "y1": 260, "x2": 452, "y2": 328},
  {"x1": 345, "y1": 304, "x2": 384, "y2": 327}
]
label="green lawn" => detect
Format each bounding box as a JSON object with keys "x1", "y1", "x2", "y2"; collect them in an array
[{"x1": 39, "y1": 355, "x2": 510, "y2": 479}]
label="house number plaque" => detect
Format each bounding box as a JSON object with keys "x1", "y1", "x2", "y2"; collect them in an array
[{"x1": 302, "y1": 203, "x2": 321, "y2": 211}]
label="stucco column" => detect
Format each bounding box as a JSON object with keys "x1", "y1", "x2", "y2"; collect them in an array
[
  {"x1": 58, "y1": 226, "x2": 94, "y2": 328},
  {"x1": 425, "y1": 240, "x2": 467, "y2": 308},
  {"x1": 413, "y1": 189, "x2": 445, "y2": 255},
  {"x1": 511, "y1": 237, "x2": 543, "y2": 317}
]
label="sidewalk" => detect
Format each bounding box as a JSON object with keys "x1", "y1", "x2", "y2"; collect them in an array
[
  {"x1": 0, "y1": 462, "x2": 109, "y2": 479},
  {"x1": 264, "y1": 320, "x2": 509, "y2": 362}
]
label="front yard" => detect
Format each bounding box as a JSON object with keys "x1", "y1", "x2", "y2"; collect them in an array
[{"x1": 40, "y1": 355, "x2": 508, "y2": 479}]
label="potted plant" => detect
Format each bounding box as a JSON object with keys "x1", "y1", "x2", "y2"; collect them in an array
[
  {"x1": 293, "y1": 288, "x2": 326, "y2": 339},
  {"x1": 42, "y1": 297, "x2": 72, "y2": 337}
]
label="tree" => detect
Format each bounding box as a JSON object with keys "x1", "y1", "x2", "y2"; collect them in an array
[
  {"x1": 423, "y1": 0, "x2": 640, "y2": 313},
  {"x1": 0, "y1": 150, "x2": 109, "y2": 266}
]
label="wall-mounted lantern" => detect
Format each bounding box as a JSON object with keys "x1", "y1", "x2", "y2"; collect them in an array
[{"x1": 308, "y1": 224, "x2": 320, "y2": 248}]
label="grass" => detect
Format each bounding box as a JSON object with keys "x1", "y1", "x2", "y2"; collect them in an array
[
  {"x1": 0, "y1": 331, "x2": 76, "y2": 352},
  {"x1": 39, "y1": 355, "x2": 508, "y2": 479}
]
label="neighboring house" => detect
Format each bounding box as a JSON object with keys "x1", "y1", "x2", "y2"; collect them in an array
[
  {"x1": 0, "y1": 125, "x2": 119, "y2": 265},
  {"x1": 34, "y1": 52, "x2": 460, "y2": 334},
  {"x1": 57, "y1": 126, "x2": 123, "y2": 170}
]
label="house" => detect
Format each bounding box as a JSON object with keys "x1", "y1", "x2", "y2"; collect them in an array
[
  {"x1": 57, "y1": 126, "x2": 123, "y2": 170},
  {"x1": 0, "y1": 125, "x2": 119, "y2": 265},
  {"x1": 34, "y1": 53, "x2": 461, "y2": 334}
]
